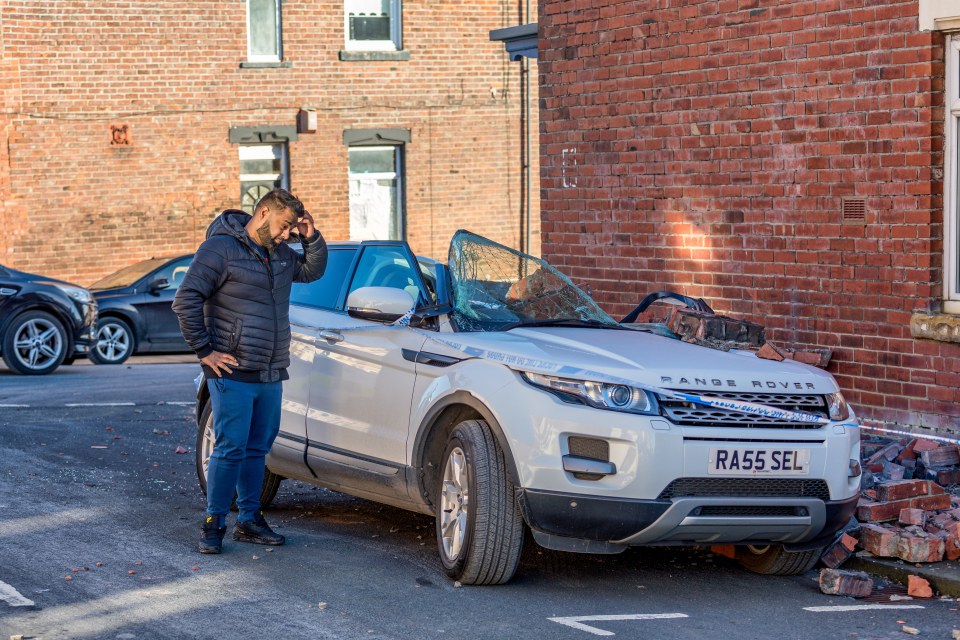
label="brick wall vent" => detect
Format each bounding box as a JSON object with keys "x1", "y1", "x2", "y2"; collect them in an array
[{"x1": 841, "y1": 198, "x2": 867, "y2": 224}]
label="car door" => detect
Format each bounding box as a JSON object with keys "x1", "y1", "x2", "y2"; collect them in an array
[
  {"x1": 135, "y1": 256, "x2": 193, "y2": 349},
  {"x1": 305, "y1": 242, "x2": 428, "y2": 469},
  {"x1": 267, "y1": 247, "x2": 359, "y2": 477}
]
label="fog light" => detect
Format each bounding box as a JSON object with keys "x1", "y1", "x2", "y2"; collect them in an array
[{"x1": 848, "y1": 459, "x2": 862, "y2": 477}]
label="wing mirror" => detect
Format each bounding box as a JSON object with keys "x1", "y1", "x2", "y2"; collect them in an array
[
  {"x1": 347, "y1": 286, "x2": 415, "y2": 323},
  {"x1": 148, "y1": 278, "x2": 170, "y2": 295}
]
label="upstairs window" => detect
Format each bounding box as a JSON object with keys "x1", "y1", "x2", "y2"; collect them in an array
[
  {"x1": 348, "y1": 146, "x2": 404, "y2": 241},
  {"x1": 248, "y1": 0, "x2": 282, "y2": 62},
  {"x1": 345, "y1": 0, "x2": 401, "y2": 51}
]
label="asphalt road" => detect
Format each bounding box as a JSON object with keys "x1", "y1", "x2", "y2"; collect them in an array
[{"x1": 1, "y1": 359, "x2": 958, "y2": 639}]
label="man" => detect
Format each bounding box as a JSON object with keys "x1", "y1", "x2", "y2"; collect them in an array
[{"x1": 172, "y1": 189, "x2": 327, "y2": 554}]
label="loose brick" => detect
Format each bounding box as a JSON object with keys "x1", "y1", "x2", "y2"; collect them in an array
[
  {"x1": 756, "y1": 342, "x2": 786, "y2": 361},
  {"x1": 819, "y1": 568, "x2": 873, "y2": 597},
  {"x1": 932, "y1": 468, "x2": 960, "y2": 486},
  {"x1": 860, "y1": 524, "x2": 900, "y2": 557},
  {"x1": 876, "y1": 480, "x2": 933, "y2": 502},
  {"x1": 899, "y1": 508, "x2": 926, "y2": 527},
  {"x1": 946, "y1": 534, "x2": 960, "y2": 562},
  {"x1": 907, "y1": 575, "x2": 933, "y2": 598},
  {"x1": 820, "y1": 533, "x2": 859, "y2": 569},
  {"x1": 897, "y1": 439, "x2": 919, "y2": 462},
  {"x1": 868, "y1": 443, "x2": 903, "y2": 466},
  {"x1": 896, "y1": 532, "x2": 945, "y2": 563},
  {"x1": 920, "y1": 445, "x2": 960, "y2": 468},
  {"x1": 913, "y1": 439, "x2": 943, "y2": 452},
  {"x1": 885, "y1": 463, "x2": 905, "y2": 481},
  {"x1": 911, "y1": 493, "x2": 952, "y2": 511}
]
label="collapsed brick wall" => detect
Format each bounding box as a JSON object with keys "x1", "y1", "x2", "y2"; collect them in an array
[
  {"x1": 538, "y1": 0, "x2": 956, "y2": 434},
  {"x1": 0, "y1": 0, "x2": 540, "y2": 283}
]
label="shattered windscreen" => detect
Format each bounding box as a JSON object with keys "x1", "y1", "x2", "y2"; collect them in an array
[{"x1": 448, "y1": 230, "x2": 618, "y2": 332}]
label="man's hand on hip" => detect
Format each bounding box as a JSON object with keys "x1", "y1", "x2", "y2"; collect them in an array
[{"x1": 201, "y1": 351, "x2": 238, "y2": 377}]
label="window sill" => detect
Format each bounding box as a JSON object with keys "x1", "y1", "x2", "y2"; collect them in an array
[
  {"x1": 338, "y1": 50, "x2": 410, "y2": 62},
  {"x1": 910, "y1": 311, "x2": 960, "y2": 343},
  {"x1": 239, "y1": 61, "x2": 293, "y2": 69}
]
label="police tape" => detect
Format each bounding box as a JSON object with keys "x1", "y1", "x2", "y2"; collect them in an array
[{"x1": 315, "y1": 309, "x2": 833, "y2": 426}]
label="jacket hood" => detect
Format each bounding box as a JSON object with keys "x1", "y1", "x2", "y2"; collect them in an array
[{"x1": 206, "y1": 210, "x2": 253, "y2": 242}]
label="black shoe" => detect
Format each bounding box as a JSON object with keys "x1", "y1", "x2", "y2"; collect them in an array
[
  {"x1": 233, "y1": 512, "x2": 285, "y2": 546},
  {"x1": 199, "y1": 516, "x2": 226, "y2": 554}
]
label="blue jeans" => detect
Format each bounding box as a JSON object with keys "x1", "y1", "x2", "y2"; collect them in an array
[{"x1": 206, "y1": 377, "x2": 282, "y2": 523}]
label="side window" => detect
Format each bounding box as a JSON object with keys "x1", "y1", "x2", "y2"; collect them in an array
[
  {"x1": 290, "y1": 249, "x2": 357, "y2": 309},
  {"x1": 347, "y1": 246, "x2": 422, "y2": 305},
  {"x1": 247, "y1": 0, "x2": 282, "y2": 62},
  {"x1": 151, "y1": 257, "x2": 193, "y2": 292}
]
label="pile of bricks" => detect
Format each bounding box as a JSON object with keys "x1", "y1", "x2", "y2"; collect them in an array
[{"x1": 815, "y1": 434, "x2": 960, "y2": 597}]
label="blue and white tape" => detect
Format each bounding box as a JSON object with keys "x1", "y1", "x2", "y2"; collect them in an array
[{"x1": 320, "y1": 310, "x2": 831, "y2": 426}]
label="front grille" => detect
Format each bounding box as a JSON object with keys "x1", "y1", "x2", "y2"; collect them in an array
[
  {"x1": 658, "y1": 390, "x2": 828, "y2": 429},
  {"x1": 657, "y1": 477, "x2": 831, "y2": 501},
  {"x1": 698, "y1": 506, "x2": 799, "y2": 517}
]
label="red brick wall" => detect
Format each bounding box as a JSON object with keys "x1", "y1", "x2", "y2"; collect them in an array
[
  {"x1": 539, "y1": 0, "x2": 957, "y2": 434},
  {"x1": 0, "y1": 0, "x2": 539, "y2": 283}
]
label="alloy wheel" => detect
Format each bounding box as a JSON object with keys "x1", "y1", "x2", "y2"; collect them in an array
[
  {"x1": 13, "y1": 317, "x2": 64, "y2": 371},
  {"x1": 439, "y1": 446, "x2": 470, "y2": 560},
  {"x1": 94, "y1": 321, "x2": 132, "y2": 363}
]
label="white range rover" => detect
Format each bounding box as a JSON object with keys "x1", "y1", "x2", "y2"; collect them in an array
[{"x1": 195, "y1": 231, "x2": 861, "y2": 585}]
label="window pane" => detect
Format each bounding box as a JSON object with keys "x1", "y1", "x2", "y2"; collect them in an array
[
  {"x1": 348, "y1": 246, "x2": 421, "y2": 304},
  {"x1": 290, "y1": 249, "x2": 357, "y2": 309},
  {"x1": 349, "y1": 148, "x2": 395, "y2": 174},
  {"x1": 249, "y1": 0, "x2": 278, "y2": 57},
  {"x1": 240, "y1": 157, "x2": 282, "y2": 175},
  {"x1": 347, "y1": 0, "x2": 391, "y2": 41}
]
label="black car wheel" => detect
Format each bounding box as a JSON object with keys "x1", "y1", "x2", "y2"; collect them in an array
[
  {"x1": 89, "y1": 317, "x2": 134, "y2": 365},
  {"x1": 2, "y1": 310, "x2": 68, "y2": 375}
]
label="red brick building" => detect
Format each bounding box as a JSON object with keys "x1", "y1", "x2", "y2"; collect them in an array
[
  {"x1": 0, "y1": 1, "x2": 538, "y2": 284},
  {"x1": 537, "y1": 1, "x2": 960, "y2": 436}
]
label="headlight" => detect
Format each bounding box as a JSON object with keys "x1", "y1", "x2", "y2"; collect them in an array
[
  {"x1": 826, "y1": 391, "x2": 850, "y2": 421},
  {"x1": 58, "y1": 285, "x2": 93, "y2": 304},
  {"x1": 520, "y1": 371, "x2": 659, "y2": 415}
]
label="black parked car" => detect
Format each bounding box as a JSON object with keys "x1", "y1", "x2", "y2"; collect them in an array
[
  {"x1": 88, "y1": 255, "x2": 193, "y2": 365},
  {"x1": 0, "y1": 264, "x2": 97, "y2": 375}
]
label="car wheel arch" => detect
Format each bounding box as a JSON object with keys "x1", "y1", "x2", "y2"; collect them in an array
[
  {"x1": 0, "y1": 302, "x2": 76, "y2": 354},
  {"x1": 412, "y1": 391, "x2": 521, "y2": 509},
  {"x1": 97, "y1": 312, "x2": 140, "y2": 347}
]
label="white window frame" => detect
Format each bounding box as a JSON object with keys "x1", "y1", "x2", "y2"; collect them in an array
[
  {"x1": 344, "y1": 0, "x2": 402, "y2": 52},
  {"x1": 247, "y1": 0, "x2": 282, "y2": 63},
  {"x1": 945, "y1": 35, "x2": 960, "y2": 313},
  {"x1": 239, "y1": 143, "x2": 289, "y2": 212},
  {"x1": 348, "y1": 145, "x2": 405, "y2": 241}
]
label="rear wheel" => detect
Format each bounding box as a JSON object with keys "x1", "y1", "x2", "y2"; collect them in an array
[
  {"x1": 2, "y1": 310, "x2": 67, "y2": 375},
  {"x1": 195, "y1": 397, "x2": 282, "y2": 509},
  {"x1": 736, "y1": 544, "x2": 822, "y2": 575},
  {"x1": 435, "y1": 419, "x2": 524, "y2": 585},
  {"x1": 89, "y1": 317, "x2": 134, "y2": 365}
]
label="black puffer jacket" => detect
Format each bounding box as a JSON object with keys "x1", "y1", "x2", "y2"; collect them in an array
[{"x1": 172, "y1": 210, "x2": 327, "y2": 382}]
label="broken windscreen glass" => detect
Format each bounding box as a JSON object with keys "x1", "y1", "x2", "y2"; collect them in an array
[{"x1": 447, "y1": 230, "x2": 618, "y2": 332}]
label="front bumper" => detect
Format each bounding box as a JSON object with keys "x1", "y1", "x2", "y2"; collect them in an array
[{"x1": 519, "y1": 488, "x2": 859, "y2": 553}]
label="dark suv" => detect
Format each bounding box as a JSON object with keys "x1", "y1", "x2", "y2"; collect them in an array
[{"x1": 0, "y1": 264, "x2": 98, "y2": 374}]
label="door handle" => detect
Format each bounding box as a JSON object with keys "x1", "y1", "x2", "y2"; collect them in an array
[{"x1": 318, "y1": 330, "x2": 344, "y2": 344}]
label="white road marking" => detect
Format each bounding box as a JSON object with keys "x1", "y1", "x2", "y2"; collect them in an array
[
  {"x1": 548, "y1": 613, "x2": 688, "y2": 636},
  {"x1": 803, "y1": 605, "x2": 926, "y2": 613},
  {"x1": 65, "y1": 402, "x2": 136, "y2": 407},
  {"x1": 159, "y1": 401, "x2": 194, "y2": 406},
  {"x1": 0, "y1": 580, "x2": 35, "y2": 607},
  {"x1": 0, "y1": 404, "x2": 29, "y2": 408}
]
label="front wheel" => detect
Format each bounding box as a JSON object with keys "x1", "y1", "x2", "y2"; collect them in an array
[
  {"x1": 736, "y1": 544, "x2": 822, "y2": 575},
  {"x1": 89, "y1": 317, "x2": 135, "y2": 365},
  {"x1": 2, "y1": 310, "x2": 68, "y2": 375},
  {"x1": 195, "y1": 398, "x2": 282, "y2": 509},
  {"x1": 435, "y1": 419, "x2": 524, "y2": 585}
]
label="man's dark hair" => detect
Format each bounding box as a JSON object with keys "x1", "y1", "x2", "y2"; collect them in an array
[{"x1": 255, "y1": 188, "x2": 305, "y2": 219}]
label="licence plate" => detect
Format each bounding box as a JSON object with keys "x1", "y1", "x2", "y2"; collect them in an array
[{"x1": 708, "y1": 448, "x2": 810, "y2": 476}]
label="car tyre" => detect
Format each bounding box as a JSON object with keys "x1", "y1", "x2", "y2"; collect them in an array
[
  {"x1": 89, "y1": 317, "x2": 135, "y2": 365},
  {"x1": 736, "y1": 544, "x2": 822, "y2": 575},
  {"x1": 435, "y1": 419, "x2": 524, "y2": 585},
  {"x1": 2, "y1": 310, "x2": 68, "y2": 375},
  {"x1": 195, "y1": 398, "x2": 282, "y2": 510}
]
